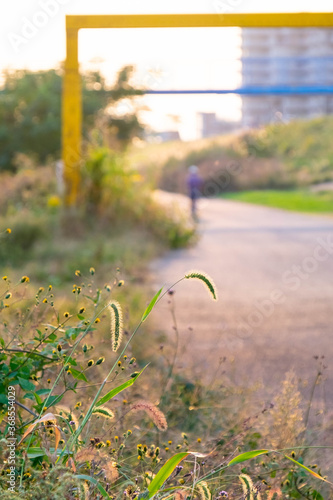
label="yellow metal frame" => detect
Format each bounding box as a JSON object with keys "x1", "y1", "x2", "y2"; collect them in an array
[{"x1": 63, "y1": 12, "x2": 333, "y2": 205}]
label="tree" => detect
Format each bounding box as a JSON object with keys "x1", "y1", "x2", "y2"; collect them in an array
[{"x1": 0, "y1": 66, "x2": 145, "y2": 172}]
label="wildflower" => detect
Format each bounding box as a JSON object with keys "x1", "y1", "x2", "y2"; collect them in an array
[
  {"x1": 184, "y1": 271, "x2": 217, "y2": 300},
  {"x1": 59, "y1": 439, "x2": 65, "y2": 445},
  {"x1": 168, "y1": 440, "x2": 172, "y2": 445},
  {"x1": 123, "y1": 355, "x2": 128, "y2": 360},
  {"x1": 89, "y1": 267, "x2": 95, "y2": 275},
  {"x1": 43, "y1": 407, "x2": 47, "y2": 412},
  {"x1": 64, "y1": 312, "x2": 70, "y2": 318},
  {"x1": 5, "y1": 293, "x2": 12, "y2": 299},
  {"x1": 75, "y1": 270, "x2": 81, "y2": 277},
  {"x1": 129, "y1": 357, "x2": 136, "y2": 364},
  {"x1": 291, "y1": 451, "x2": 296, "y2": 458},
  {"x1": 95, "y1": 318, "x2": 100, "y2": 323},
  {"x1": 122, "y1": 399, "x2": 127, "y2": 404},
  {"x1": 197, "y1": 438, "x2": 202, "y2": 443},
  {"x1": 2, "y1": 276, "x2": 7, "y2": 280},
  {"x1": 75, "y1": 402, "x2": 82, "y2": 409},
  {"x1": 38, "y1": 287, "x2": 44, "y2": 294},
  {"x1": 127, "y1": 429, "x2": 132, "y2": 436},
  {"x1": 48, "y1": 285, "x2": 52, "y2": 291},
  {"x1": 96, "y1": 357, "x2": 104, "y2": 365},
  {"x1": 57, "y1": 344, "x2": 62, "y2": 352},
  {"x1": 117, "y1": 361, "x2": 121, "y2": 367},
  {"x1": 6, "y1": 228, "x2": 11, "y2": 234},
  {"x1": 79, "y1": 307, "x2": 85, "y2": 314},
  {"x1": 165, "y1": 447, "x2": 169, "y2": 451},
  {"x1": 20, "y1": 276, "x2": 30, "y2": 283},
  {"x1": 114, "y1": 436, "x2": 119, "y2": 442},
  {"x1": 118, "y1": 280, "x2": 124, "y2": 287},
  {"x1": 129, "y1": 401, "x2": 167, "y2": 431},
  {"x1": 106, "y1": 440, "x2": 111, "y2": 447},
  {"x1": 47, "y1": 379, "x2": 51, "y2": 384},
  {"x1": 82, "y1": 344, "x2": 88, "y2": 353},
  {"x1": 4, "y1": 304, "x2": 9, "y2": 308},
  {"x1": 43, "y1": 298, "x2": 48, "y2": 304},
  {"x1": 87, "y1": 359, "x2": 94, "y2": 367}
]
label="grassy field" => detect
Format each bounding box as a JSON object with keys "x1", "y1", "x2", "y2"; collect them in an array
[
  {"x1": 131, "y1": 116, "x2": 333, "y2": 195},
  {"x1": 222, "y1": 189, "x2": 333, "y2": 213}
]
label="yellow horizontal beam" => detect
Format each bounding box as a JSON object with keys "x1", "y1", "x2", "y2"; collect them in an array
[{"x1": 66, "y1": 12, "x2": 333, "y2": 30}]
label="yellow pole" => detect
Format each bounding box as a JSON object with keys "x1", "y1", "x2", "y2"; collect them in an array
[{"x1": 62, "y1": 26, "x2": 81, "y2": 207}]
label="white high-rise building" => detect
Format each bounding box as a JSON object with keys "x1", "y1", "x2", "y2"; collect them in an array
[{"x1": 241, "y1": 28, "x2": 333, "y2": 127}]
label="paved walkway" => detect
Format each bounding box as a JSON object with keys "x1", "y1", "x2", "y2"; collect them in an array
[{"x1": 150, "y1": 193, "x2": 333, "y2": 402}]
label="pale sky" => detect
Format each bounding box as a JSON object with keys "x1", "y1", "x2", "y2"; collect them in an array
[{"x1": 1, "y1": 0, "x2": 332, "y2": 139}]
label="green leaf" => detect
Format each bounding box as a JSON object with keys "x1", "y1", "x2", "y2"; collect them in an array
[
  {"x1": 69, "y1": 368, "x2": 88, "y2": 382},
  {"x1": 27, "y1": 447, "x2": 46, "y2": 459},
  {"x1": 284, "y1": 455, "x2": 330, "y2": 483},
  {"x1": 228, "y1": 450, "x2": 269, "y2": 466},
  {"x1": 17, "y1": 377, "x2": 35, "y2": 392},
  {"x1": 148, "y1": 452, "x2": 188, "y2": 498},
  {"x1": 141, "y1": 288, "x2": 163, "y2": 322},
  {"x1": 76, "y1": 474, "x2": 110, "y2": 499},
  {"x1": 96, "y1": 365, "x2": 148, "y2": 407}
]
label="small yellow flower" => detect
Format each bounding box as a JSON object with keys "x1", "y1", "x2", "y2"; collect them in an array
[
  {"x1": 168, "y1": 440, "x2": 172, "y2": 445},
  {"x1": 197, "y1": 438, "x2": 202, "y2": 443},
  {"x1": 79, "y1": 307, "x2": 85, "y2": 314},
  {"x1": 47, "y1": 379, "x2": 51, "y2": 384},
  {"x1": 64, "y1": 312, "x2": 70, "y2": 318},
  {"x1": 127, "y1": 429, "x2": 132, "y2": 435},
  {"x1": 165, "y1": 447, "x2": 169, "y2": 451},
  {"x1": 96, "y1": 357, "x2": 104, "y2": 365},
  {"x1": 57, "y1": 344, "x2": 62, "y2": 352},
  {"x1": 38, "y1": 287, "x2": 44, "y2": 294},
  {"x1": 106, "y1": 440, "x2": 111, "y2": 447},
  {"x1": 75, "y1": 270, "x2": 81, "y2": 277},
  {"x1": 4, "y1": 304, "x2": 9, "y2": 308},
  {"x1": 90, "y1": 267, "x2": 95, "y2": 275},
  {"x1": 118, "y1": 280, "x2": 124, "y2": 287},
  {"x1": 117, "y1": 361, "x2": 121, "y2": 367},
  {"x1": 48, "y1": 285, "x2": 52, "y2": 291},
  {"x1": 94, "y1": 317, "x2": 100, "y2": 323},
  {"x1": 87, "y1": 359, "x2": 94, "y2": 367},
  {"x1": 20, "y1": 276, "x2": 29, "y2": 283},
  {"x1": 123, "y1": 355, "x2": 127, "y2": 360},
  {"x1": 114, "y1": 436, "x2": 119, "y2": 442},
  {"x1": 6, "y1": 228, "x2": 11, "y2": 234},
  {"x1": 2, "y1": 276, "x2": 7, "y2": 281},
  {"x1": 43, "y1": 298, "x2": 48, "y2": 304},
  {"x1": 43, "y1": 407, "x2": 47, "y2": 412},
  {"x1": 122, "y1": 399, "x2": 127, "y2": 404},
  {"x1": 5, "y1": 293, "x2": 12, "y2": 299}
]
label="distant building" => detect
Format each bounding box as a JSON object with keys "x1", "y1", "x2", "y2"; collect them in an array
[
  {"x1": 198, "y1": 112, "x2": 240, "y2": 138},
  {"x1": 241, "y1": 28, "x2": 333, "y2": 127},
  {"x1": 145, "y1": 130, "x2": 180, "y2": 143}
]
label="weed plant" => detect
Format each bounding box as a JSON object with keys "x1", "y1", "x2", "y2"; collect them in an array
[{"x1": 0, "y1": 266, "x2": 331, "y2": 499}]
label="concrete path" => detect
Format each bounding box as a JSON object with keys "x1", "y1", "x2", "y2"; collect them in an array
[{"x1": 150, "y1": 193, "x2": 333, "y2": 402}]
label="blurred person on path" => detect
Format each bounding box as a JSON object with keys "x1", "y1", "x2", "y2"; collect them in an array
[{"x1": 187, "y1": 165, "x2": 202, "y2": 220}]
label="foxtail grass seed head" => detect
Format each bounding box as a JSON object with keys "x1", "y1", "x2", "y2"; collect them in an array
[
  {"x1": 130, "y1": 401, "x2": 167, "y2": 431},
  {"x1": 184, "y1": 271, "x2": 217, "y2": 300},
  {"x1": 108, "y1": 301, "x2": 123, "y2": 352},
  {"x1": 92, "y1": 407, "x2": 114, "y2": 420},
  {"x1": 197, "y1": 481, "x2": 211, "y2": 500}
]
